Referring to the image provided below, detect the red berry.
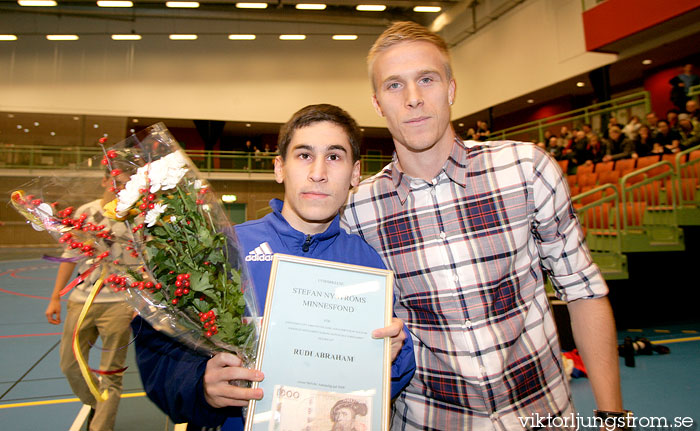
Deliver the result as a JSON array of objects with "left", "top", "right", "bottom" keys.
[
  {"left": 99, "top": 137, "right": 109, "bottom": 144},
  {"left": 139, "top": 203, "right": 147, "bottom": 210},
  {"left": 183, "top": 288, "right": 190, "bottom": 295},
  {"left": 183, "top": 274, "right": 190, "bottom": 280},
  {"left": 31, "top": 199, "right": 42, "bottom": 206},
  {"left": 101, "top": 158, "right": 109, "bottom": 165},
  {"left": 175, "top": 280, "right": 182, "bottom": 288},
  {"left": 106, "top": 149, "right": 116, "bottom": 158},
  {"left": 145, "top": 281, "right": 154, "bottom": 289},
  {"left": 206, "top": 331, "right": 213, "bottom": 337},
  {"left": 110, "top": 169, "right": 121, "bottom": 176},
  {"left": 147, "top": 194, "right": 156, "bottom": 201},
  {"left": 172, "top": 298, "right": 178, "bottom": 305},
  {"left": 155, "top": 283, "right": 162, "bottom": 290}
]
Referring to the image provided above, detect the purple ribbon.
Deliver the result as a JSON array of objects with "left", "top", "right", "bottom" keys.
[{"left": 42, "top": 255, "right": 83, "bottom": 263}]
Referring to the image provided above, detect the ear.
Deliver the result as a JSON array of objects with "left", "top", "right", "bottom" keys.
[
  {"left": 448, "top": 79, "right": 456, "bottom": 106},
  {"left": 371, "top": 94, "right": 384, "bottom": 117},
  {"left": 273, "top": 155, "right": 285, "bottom": 184},
  {"left": 350, "top": 160, "right": 361, "bottom": 188}
]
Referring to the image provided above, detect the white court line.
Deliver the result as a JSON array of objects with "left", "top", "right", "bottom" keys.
[{"left": 69, "top": 404, "right": 92, "bottom": 431}]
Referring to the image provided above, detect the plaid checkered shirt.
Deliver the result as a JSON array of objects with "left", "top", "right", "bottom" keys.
[{"left": 341, "top": 139, "right": 608, "bottom": 430}]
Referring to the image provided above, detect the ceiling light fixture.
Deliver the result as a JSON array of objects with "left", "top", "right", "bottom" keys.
[
  {"left": 279, "top": 34, "right": 306, "bottom": 40},
  {"left": 166, "top": 1, "right": 200, "bottom": 7},
  {"left": 576, "top": 81, "right": 585, "bottom": 87},
  {"left": 332, "top": 34, "right": 358, "bottom": 41},
  {"left": 0, "top": 35, "right": 18, "bottom": 41},
  {"left": 642, "top": 59, "right": 652, "bottom": 65},
  {"left": 527, "top": 99, "right": 534, "bottom": 104},
  {"left": 356, "top": 5, "right": 386, "bottom": 11},
  {"left": 18, "top": 0, "right": 57, "bottom": 6},
  {"left": 236, "top": 2, "right": 268, "bottom": 8},
  {"left": 97, "top": 1, "right": 133, "bottom": 7},
  {"left": 228, "top": 34, "right": 256, "bottom": 40},
  {"left": 46, "top": 35, "right": 79, "bottom": 41},
  {"left": 169, "top": 34, "right": 198, "bottom": 40},
  {"left": 112, "top": 34, "right": 142, "bottom": 40},
  {"left": 413, "top": 6, "right": 441, "bottom": 12},
  {"left": 296, "top": 3, "right": 326, "bottom": 10}
]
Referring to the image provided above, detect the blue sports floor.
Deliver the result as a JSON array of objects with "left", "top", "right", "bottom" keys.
[{"left": 0, "top": 250, "right": 698, "bottom": 430}]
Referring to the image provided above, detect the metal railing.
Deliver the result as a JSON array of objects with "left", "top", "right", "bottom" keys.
[
  {"left": 0, "top": 145, "right": 394, "bottom": 177},
  {"left": 688, "top": 83, "right": 700, "bottom": 97},
  {"left": 488, "top": 91, "right": 651, "bottom": 143}
]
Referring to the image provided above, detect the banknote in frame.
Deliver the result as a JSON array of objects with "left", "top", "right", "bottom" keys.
[{"left": 244, "top": 253, "right": 393, "bottom": 431}]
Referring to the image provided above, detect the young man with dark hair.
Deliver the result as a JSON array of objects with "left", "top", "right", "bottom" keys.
[
  {"left": 342, "top": 21, "right": 627, "bottom": 429},
  {"left": 132, "top": 104, "right": 415, "bottom": 431}
]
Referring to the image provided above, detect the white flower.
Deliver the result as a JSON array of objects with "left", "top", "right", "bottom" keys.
[
  {"left": 193, "top": 179, "right": 204, "bottom": 190},
  {"left": 116, "top": 171, "right": 147, "bottom": 216},
  {"left": 145, "top": 203, "right": 168, "bottom": 227},
  {"left": 146, "top": 152, "right": 188, "bottom": 193}
]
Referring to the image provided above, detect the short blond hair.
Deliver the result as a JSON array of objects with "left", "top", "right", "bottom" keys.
[{"left": 367, "top": 21, "right": 453, "bottom": 92}]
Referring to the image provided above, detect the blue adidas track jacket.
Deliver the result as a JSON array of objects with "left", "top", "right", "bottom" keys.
[{"left": 131, "top": 199, "right": 415, "bottom": 431}]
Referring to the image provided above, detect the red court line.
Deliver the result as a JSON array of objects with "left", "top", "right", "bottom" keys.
[
  {"left": 0, "top": 332, "right": 61, "bottom": 339},
  {"left": 0, "top": 286, "right": 51, "bottom": 300}
]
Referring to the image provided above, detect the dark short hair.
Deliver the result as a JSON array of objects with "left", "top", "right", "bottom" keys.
[{"left": 277, "top": 104, "right": 362, "bottom": 162}]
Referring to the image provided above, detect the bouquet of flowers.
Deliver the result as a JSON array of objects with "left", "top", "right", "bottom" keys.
[{"left": 10, "top": 123, "right": 259, "bottom": 396}]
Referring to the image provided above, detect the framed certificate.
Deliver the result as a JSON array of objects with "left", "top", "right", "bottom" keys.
[{"left": 245, "top": 253, "right": 394, "bottom": 431}]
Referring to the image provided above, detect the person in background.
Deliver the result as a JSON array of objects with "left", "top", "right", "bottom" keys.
[
  {"left": 46, "top": 172, "right": 134, "bottom": 431},
  {"left": 645, "top": 111, "right": 660, "bottom": 134},
  {"left": 677, "top": 64, "right": 700, "bottom": 96},
  {"left": 678, "top": 113, "right": 700, "bottom": 150},
  {"left": 622, "top": 115, "right": 642, "bottom": 141},
  {"left": 633, "top": 125, "right": 654, "bottom": 158},
  {"left": 654, "top": 120, "right": 682, "bottom": 154},
  {"left": 603, "top": 126, "right": 635, "bottom": 162}
]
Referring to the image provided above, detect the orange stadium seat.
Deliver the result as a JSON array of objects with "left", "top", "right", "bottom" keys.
[
  {"left": 615, "top": 158, "right": 636, "bottom": 173},
  {"left": 598, "top": 170, "right": 620, "bottom": 185},
  {"left": 594, "top": 161, "right": 614, "bottom": 174},
  {"left": 578, "top": 172, "right": 598, "bottom": 187},
  {"left": 636, "top": 155, "right": 660, "bottom": 171}
]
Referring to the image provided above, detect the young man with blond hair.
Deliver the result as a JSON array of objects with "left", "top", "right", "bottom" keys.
[{"left": 343, "top": 21, "right": 627, "bottom": 429}]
